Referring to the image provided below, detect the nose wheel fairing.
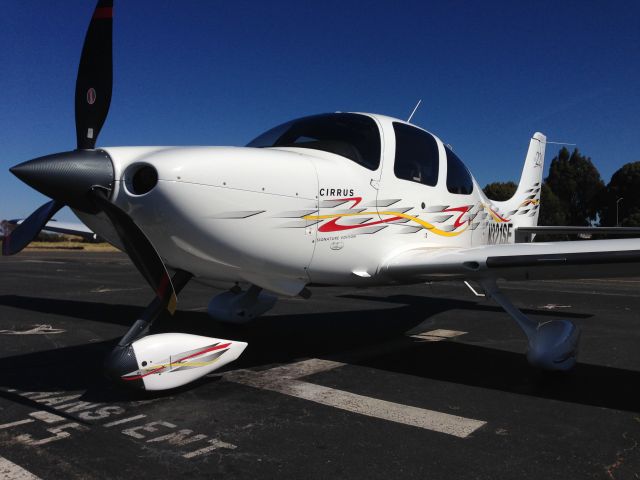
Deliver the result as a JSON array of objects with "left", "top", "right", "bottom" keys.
[
  {"left": 116, "top": 333, "right": 247, "bottom": 391},
  {"left": 105, "top": 270, "right": 248, "bottom": 391}
]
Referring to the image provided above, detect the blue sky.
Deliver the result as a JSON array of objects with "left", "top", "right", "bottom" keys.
[{"left": 1, "top": 0, "right": 639, "bottom": 222}]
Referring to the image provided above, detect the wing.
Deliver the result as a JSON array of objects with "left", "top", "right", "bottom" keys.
[
  {"left": 42, "top": 221, "right": 97, "bottom": 240},
  {"left": 381, "top": 238, "right": 640, "bottom": 282},
  {"left": 11, "top": 219, "right": 97, "bottom": 241}
]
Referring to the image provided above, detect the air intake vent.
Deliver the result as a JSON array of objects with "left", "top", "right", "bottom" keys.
[{"left": 125, "top": 164, "right": 158, "bottom": 196}]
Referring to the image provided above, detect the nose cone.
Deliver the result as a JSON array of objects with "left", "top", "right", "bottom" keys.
[{"left": 10, "top": 149, "right": 114, "bottom": 210}]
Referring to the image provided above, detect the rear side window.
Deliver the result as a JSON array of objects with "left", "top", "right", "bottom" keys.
[
  {"left": 445, "top": 146, "right": 473, "bottom": 195},
  {"left": 393, "top": 123, "right": 439, "bottom": 186}
]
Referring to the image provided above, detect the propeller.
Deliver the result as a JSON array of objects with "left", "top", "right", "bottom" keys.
[
  {"left": 2, "top": 0, "right": 176, "bottom": 313},
  {"left": 2, "top": 200, "right": 64, "bottom": 256},
  {"left": 76, "top": 0, "right": 113, "bottom": 150}
]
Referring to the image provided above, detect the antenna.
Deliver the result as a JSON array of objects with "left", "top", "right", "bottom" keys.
[
  {"left": 544, "top": 141, "right": 577, "bottom": 146},
  {"left": 407, "top": 99, "right": 422, "bottom": 123}
]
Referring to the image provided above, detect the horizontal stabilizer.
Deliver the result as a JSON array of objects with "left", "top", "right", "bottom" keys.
[{"left": 515, "top": 226, "right": 640, "bottom": 242}]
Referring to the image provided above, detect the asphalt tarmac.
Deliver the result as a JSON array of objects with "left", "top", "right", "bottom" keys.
[{"left": 1, "top": 251, "right": 639, "bottom": 479}]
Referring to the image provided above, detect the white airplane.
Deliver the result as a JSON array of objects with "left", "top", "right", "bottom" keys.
[{"left": 4, "top": 0, "right": 640, "bottom": 391}]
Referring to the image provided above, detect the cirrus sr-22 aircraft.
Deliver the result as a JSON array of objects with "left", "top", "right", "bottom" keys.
[{"left": 4, "top": 1, "right": 640, "bottom": 391}]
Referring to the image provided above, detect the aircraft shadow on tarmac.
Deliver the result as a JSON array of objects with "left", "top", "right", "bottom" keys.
[{"left": 0, "top": 294, "right": 638, "bottom": 414}]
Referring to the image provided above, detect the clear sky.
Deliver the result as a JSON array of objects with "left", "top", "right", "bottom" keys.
[{"left": 1, "top": 0, "right": 639, "bottom": 222}]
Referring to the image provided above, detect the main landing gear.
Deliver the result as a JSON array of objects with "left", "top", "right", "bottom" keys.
[{"left": 479, "top": 278, "right": 580, "bottom": 371}]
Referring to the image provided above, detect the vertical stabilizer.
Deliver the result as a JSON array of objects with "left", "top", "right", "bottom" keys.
[{"left": 492, "top": 132, "right": 546, "bottom": 227}]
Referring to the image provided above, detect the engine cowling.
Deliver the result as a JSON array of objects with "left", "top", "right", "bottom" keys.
[{"left": 105, "top": 333, "right": 247, "bottom": 390}]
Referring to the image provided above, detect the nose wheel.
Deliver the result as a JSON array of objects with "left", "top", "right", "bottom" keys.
[{"left": 105, "top": 270, "right": 247, "bottom": 391}]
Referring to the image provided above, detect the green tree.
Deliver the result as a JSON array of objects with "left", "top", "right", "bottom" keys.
[
  {"left": 538, "top": 182, "right": 569, "bottom": 226},
  {"left": 483, "top": 181, "right": 517, "bottom": 201},
  {"left": 599, "top": 161, "right": 640, "bottom": 226},
  {"left": 545, "top": 147, "right": 604, "bottom": 225}
]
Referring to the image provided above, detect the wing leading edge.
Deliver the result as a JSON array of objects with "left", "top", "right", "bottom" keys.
[{"left": 381, "top": 238, "right": 640, "bottom": 283}]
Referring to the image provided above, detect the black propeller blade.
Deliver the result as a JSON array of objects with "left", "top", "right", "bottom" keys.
[
  {"left": 75, "top": 0, "right": 113, "bottom": 150},
  {"left": 4, "top": 1, "right": 179, "bottom": 314},
  {"left": 1, "top": 200, "right": 64, "bottom": 255},
  {"left": 90, "top": 189, "right": 177, "bottom": 313}
]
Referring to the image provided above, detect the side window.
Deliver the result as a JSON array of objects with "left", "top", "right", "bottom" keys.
[
  {"left": 393, "top": 123, "right": 439, "bottom": 186},
  {"left": 445, "top": 146, "right": 473, "bottom": 195}
]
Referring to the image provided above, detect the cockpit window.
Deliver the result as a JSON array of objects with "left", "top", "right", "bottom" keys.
[
  {"left": 246, "top": 113, "right": 381, "bottom": 170},
  {"left": 393, "top": 122, "right": 439, "bottom": 186},
  {"left": 445, "top": 146, "right": 474, "bottom": 195}
]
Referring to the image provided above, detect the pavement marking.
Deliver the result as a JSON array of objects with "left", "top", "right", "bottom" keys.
[
  {"left": 90, "top": 287, "right": 143, "bottom": 293},
  {"left": 0, "top": 325, "right": 66, "bottom": 335},
  {"left": 122, "top": 421, "right": 176, "bottom": 439},
  {"left": 229, "top": 369, "right": 484, "bottom": 438},
  {"left": 538, "top": 304, "right": 572, "bottom": 310},
  {"left": 502, "top": 282, "right": 640, "bottom": 298},
  {"left": 0, "top": 419, "right": 34, "bottom": 430},
  {"left": 182, "top": 439, "right": 237, "bottom": 459},
  {"left": 20, "top": 260, "right": 67, "bottom": 265},
  {"left": 409, "top": 329, "right": 466, "bottom": 342},
  {"left": 147, "top": 429, "right": 207, "bottom": 446},
  {"left": 0, "top": 456, "right": 40, "bottom": 480},
  {"left": 225, "top": 330, "right": 486, "bottom": 438},
  {"left": 29, "top": 411, "right": 65, "bottom": 424},
  {"left": 1, "top": 389, "right": 237, "bottom": 459},
  {"left": 103, "top": 414, "right": 147, "bottom": 427}
]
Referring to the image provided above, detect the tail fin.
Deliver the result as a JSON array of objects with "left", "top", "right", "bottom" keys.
[{"left": 492, "top": 132, "right": 546, "bottom": 227}]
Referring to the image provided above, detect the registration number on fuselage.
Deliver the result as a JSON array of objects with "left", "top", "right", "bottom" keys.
[{"left": 487, "top": 222, "right": 513, "bottom": 244}]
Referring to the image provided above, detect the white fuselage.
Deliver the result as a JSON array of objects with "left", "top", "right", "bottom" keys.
[{"left": 74, "top": 114, "right": 528, "bottom": 296}]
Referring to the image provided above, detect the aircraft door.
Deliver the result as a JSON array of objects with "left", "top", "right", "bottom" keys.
[
  {"left": 375, "top": 121, "right": 473, "bottom": 247},
  {"left": 306, "top": 117, "right": 385, "bottom": 284}
]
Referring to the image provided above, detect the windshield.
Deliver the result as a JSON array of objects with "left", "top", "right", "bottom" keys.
[{"left": 247, "top": 113, "right": 381, "bottom": 170}]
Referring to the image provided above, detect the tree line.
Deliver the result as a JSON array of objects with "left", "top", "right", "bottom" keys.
[{"left": 483, "top": 147, "right": 640, "bottom": 227}]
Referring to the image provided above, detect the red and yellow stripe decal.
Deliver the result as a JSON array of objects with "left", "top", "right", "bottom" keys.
[
  {"left": 304, "top": 210, "right": 469, "bottom": 237},
  {"left": 303, "top": 198, "right": 511, "bottom": 237}
]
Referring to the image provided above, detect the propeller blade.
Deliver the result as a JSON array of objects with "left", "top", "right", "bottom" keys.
[
  {"left": 89, "top": 189, "right": 177, "bottom": 314},
  {"left": 75, "top": 0, "right": 113, "bottom": 150},
  {"left": 2, "top": 200, "right": 65, "bottom": 256}
]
